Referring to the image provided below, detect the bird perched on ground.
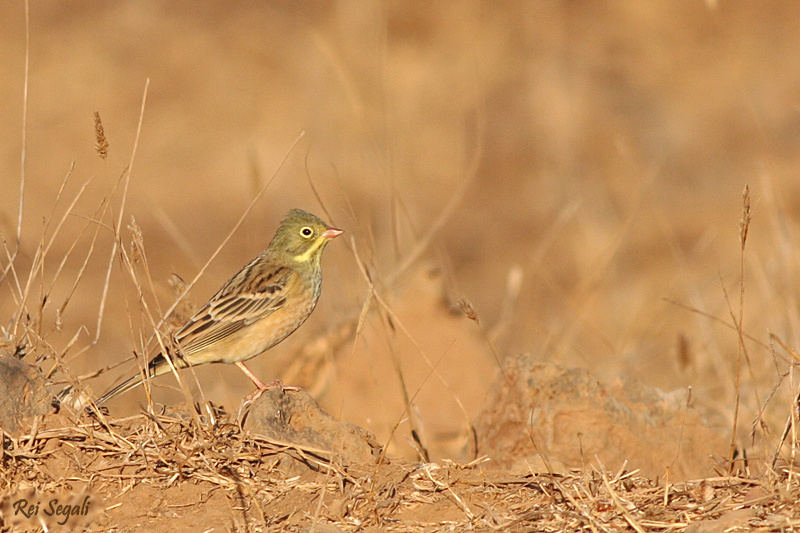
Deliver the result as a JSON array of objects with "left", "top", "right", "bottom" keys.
[{"left": 94, "top": 208, "right": 343, "bottom": 406}]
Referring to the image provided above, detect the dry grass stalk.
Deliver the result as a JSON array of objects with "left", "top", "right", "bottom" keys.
[
  {"left": 729, "top": 184, "right": 752, "bottom": 473},
  {"left": 13, "top": 0, "right": 31, "bottom": 257},
  {"left": 349, "top": 235, "right": 476, "bottom": 463},
  {"left": 457, "top": 295, "right": 513, "bottom": 388}
]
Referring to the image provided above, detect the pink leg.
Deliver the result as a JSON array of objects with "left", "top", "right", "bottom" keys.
[
  {"left": 235, "top": 362, "right": 270, "bottom": 389},
  {"left": 235, "top": 362, "right": 298, "bottom": 405}
]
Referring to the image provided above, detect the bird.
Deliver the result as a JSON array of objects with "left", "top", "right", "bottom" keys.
[{"left": 93, "top": 208, "right": 343, "bottom": 407}]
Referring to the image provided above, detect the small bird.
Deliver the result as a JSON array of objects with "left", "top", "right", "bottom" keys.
[{"left": 94, "top": 208, "right": 343, "bottom": 406}]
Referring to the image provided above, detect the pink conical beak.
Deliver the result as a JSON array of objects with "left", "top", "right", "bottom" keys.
[{"left": 322, "top": 228, "right": 344, "bottom": 239}]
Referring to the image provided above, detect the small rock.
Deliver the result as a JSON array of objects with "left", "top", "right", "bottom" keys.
[
  {"left": 0, "top": 348, "right": 52, "bottom": 433},
  {"left": 243, "top": 387, "right": 382, "bottom": 474},
  {"left": 475, "top": 355, "right": 727, "bottom": 480}
]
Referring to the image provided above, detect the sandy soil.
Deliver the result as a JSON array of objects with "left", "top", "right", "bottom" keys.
[{"left": 2, "top": 2, "right": 800, "bottom": 531}]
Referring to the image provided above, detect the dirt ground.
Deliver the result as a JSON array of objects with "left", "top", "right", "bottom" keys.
[{"left": 2, "top": 1, "right": 800, "bottom": 531}]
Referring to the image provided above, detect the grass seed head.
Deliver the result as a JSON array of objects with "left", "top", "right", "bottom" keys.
[{"left": 93, "top": 111, "right": 109, "bottom": 160}]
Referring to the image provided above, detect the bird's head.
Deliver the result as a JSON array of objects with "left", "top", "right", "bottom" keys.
[{"left": 269, "top": 208, "right": 343, "bottom": 268}]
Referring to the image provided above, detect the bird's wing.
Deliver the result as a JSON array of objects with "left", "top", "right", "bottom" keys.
[{"left": 173, "top": 265, "right": 293, "bottom": 355}]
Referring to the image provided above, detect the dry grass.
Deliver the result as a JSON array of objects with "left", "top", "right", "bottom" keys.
[{"left": 2, "top": 409, "right": 800, "bottom": 531}]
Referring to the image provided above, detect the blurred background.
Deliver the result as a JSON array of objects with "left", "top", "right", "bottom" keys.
[{"left": 2, "top": 1, "right": 800, "bottom": 464}]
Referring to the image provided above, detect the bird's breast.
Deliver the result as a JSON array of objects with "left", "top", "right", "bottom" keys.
[{"left": 215, "top": 277, "right": 320, "bottom": 364}]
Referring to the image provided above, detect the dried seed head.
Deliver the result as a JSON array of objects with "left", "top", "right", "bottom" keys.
[
  {"left": 94, "top": 111, "right": 109, "bottom": 160},
  {"left": 128, "top": 216, "right": 144, "bottom": 263},
  {"left": 167, "top": 274, "right": 193, "bottom": 327},
  {"left": 740, "top": 183, "right": 751, "bottom": 247},
  {"left": 456, "top": 297, "right": 479, "bottom": 323}
]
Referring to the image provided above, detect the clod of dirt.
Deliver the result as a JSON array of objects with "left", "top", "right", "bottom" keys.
[
  {"left": 0, "top": 347, "right": 52, "bottom": 433},
  {"left": 476, "top": 355, "right": 728, "bottom": 480},
  {"left": 243, "top": 387, "right": 382, "bottom": 474}
]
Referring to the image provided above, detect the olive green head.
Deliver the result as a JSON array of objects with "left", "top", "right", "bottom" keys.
[{"left": 268, "top": 209, "right": 343, "bottom": 269}]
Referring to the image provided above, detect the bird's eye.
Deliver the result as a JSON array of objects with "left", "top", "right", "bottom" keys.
[{"left": 300, "top": 226, "right": 313, "bottom": 238}]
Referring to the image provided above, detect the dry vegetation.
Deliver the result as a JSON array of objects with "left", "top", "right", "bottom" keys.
[{"left": 2, "top": 1, "right": 800, "bottom": 531}]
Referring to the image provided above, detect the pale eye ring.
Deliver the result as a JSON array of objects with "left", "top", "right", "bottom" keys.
[{"left": 300, "top": 226, "right": 314, "bottom": 238}]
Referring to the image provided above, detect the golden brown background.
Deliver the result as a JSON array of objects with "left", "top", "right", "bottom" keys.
[{"left": 2, "top": 1, "right": 800, "bottom": 465}]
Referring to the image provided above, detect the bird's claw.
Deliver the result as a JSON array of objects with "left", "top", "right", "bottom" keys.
[{"left": 237, "top": 379, "right": 299, "bottom": 420}]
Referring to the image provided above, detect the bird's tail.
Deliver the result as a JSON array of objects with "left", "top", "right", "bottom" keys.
[
  {"left": 55, "top": 353, "right": 179, "bottom": 410},
  {"left": 95, "top": 373, "right": 147, "bottom": 405},
  {"left": 54, "top": 371, "right": 146, "bottom": 412},
  {"left": 96, "top": 352, "right": 174, "bottom": 405}
]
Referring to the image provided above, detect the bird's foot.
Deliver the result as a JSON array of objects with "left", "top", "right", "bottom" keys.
[
  {"left": 237, "top": 379, "right": 299, "bottom": 420},
  {"left": 245, "top": 378, "right": 297, "bottom": 403}
]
